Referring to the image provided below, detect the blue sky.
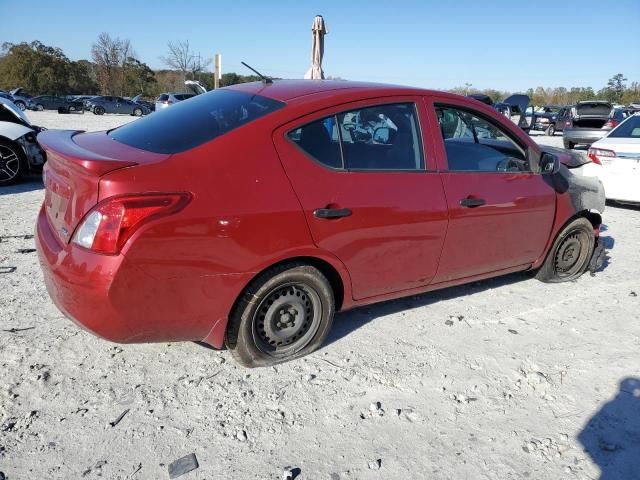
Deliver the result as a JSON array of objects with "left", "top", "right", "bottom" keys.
[{"left": 1, "top": 0, "right": 638, "bottom": 91}]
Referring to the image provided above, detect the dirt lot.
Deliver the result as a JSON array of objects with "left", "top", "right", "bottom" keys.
[{"left": 1, "top": 112, "right": 639, "bottom": 480}]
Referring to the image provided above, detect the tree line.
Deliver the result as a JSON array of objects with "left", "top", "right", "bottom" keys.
[{"left": 1, "top": 36, "right": 638, "bottom": 106}]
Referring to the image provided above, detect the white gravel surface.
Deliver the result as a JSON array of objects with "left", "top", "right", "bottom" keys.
[{"left": 1, "top": 112, "right": 639, "bottom": 480}]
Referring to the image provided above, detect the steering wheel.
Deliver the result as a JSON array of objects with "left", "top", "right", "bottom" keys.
[{"left": 496, "top": 157, "right": 520, "bottom": 172}]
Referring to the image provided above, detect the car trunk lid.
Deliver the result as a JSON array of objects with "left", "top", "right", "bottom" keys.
[{"left": 38, "top": 130, "right": 169, "bottom": 244}]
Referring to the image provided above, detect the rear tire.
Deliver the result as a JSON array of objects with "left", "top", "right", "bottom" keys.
[
  {"left": 0, "top": 139, "right": 27, "bottom": 186},
  {"left": 546, "top": 125, "right": 555, "bottom": 136},
  {"left": 535, "top": 217, "right": 595, "bottom": 283},
  {"left": 36, "top": 104, "right": 44, "bottom": 111},
  {"left": 226, "top": 263, "right": 335, "bottom": 368}
]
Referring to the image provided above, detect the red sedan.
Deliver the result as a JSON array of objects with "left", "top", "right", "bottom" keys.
[{"left": 35, "top": 80, "right": 605, "bottom": 367}]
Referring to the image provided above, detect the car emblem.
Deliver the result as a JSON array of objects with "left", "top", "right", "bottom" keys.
[{"left": 60, "top": 227, "right": 69, "bottom": 238}]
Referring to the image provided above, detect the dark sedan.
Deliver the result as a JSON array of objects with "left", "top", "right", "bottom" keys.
[
  {"left": 87, "top": 96, "right": 150, "bottom": 116},
  {"left": 29, "top": 95, "right": 85, "bottom": 113}
]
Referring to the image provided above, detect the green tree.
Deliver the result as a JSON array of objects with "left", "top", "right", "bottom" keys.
[{"left": 605, "top": 73, "right": 627, "bottom": 103}]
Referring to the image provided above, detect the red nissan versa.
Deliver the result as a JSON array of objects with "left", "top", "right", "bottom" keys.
[{"left": 35, "top": 80, "right": 606, "bottom": 367}]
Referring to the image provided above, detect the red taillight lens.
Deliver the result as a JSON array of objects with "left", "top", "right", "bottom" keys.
[
  {"left": 604, "top": 119, "right": 618, "bottom": 129},
  {"left": 72, "top": 193, "right": 191, "bottom": 254},
  {"left": 587, "top": 148, "right": 615, "bottom": 166},
  {"left": 565, "top": 120, "right": 572, "bottom": 128}
]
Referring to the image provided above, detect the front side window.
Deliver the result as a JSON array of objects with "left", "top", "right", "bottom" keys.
[
  {"left": 288, "top": 103, "right": 424, "bottom": 171},
  {"left": 436, "top": 106, "right": 529, "bottom": 172}
]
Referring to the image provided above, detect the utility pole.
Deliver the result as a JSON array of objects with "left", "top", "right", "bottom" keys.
[{"left": 214, "top": 53, "right": 222, "bottom": 89}]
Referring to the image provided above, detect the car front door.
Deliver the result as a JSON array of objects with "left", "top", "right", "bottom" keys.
[
  {"left": 425, "top": 96, "right": 556, "bottom": 283},
  {"left": 273, "top": 98, "right": 449, "bottom": 300}
]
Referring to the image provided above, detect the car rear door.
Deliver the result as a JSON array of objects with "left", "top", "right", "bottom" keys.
[
  {"left": 424, "top": 95, "right": 556, "bottom": 283},
  {"left": 273, "top": 97, "right": 449, "bottom": 300}
]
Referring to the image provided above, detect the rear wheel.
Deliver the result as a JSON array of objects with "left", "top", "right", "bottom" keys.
[
  {"left": 36, "top": 104, "right": 44, "bottom": 111},
  {"left": 0, "top": 139, "right": 27, "bottom": 186},
  {"left": 546, "top": 125, "right": 555, "bottom": 136},
  {"left": 94, "top": 106, "right": 105, "bottom": 115},
  {"left": 535, "top": 217, "right": 595, "bottom": 283},
  {"left": 133, "top": 107, "right": 143, "bottom": 117},
  {"left": 226, "top": 263, "right": 335, "bottom": 367}
]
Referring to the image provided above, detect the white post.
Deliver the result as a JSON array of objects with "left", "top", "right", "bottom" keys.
[{"left": 214, "top": 54, "right": 222, "bottom": 89}]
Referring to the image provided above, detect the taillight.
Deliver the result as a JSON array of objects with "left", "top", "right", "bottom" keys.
[
  {"left": 72, "top": 193, "right": 191, "bottom": 254},
  {"left": 604, "top": 119, "right": 618, "bottom": 129},
  {"left": 564, "top": 120, "right": 572, "bottom": 128},
  {"left": 587, "top": 148, "right": 615, "bottom": 166}
]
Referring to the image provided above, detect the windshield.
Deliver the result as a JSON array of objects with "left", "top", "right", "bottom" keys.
[
  {"left": 110, "top": 89, "right": 284, "bottom": 154},
  {"left": 608, "top": 115, "right": 640, "bottom": 138}
]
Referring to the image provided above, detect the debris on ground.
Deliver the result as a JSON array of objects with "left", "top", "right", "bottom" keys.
[
  {"left": 282, "top": 466, "right": 301, "bottom": 480},
  {"left": 109, "top": 409, "right": 130, "bottom": 428},
  {"left": 168, "top": 453, "right": 199, "bottom": 479},
  {"left": 368, "top": 459, "right": 382, "bottom": 470}
]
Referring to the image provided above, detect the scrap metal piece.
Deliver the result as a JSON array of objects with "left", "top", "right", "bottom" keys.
[
  {"left": 168, "top": 454, "right": 199, "bottom": 479},
  {"left": 109, "top": 409, "right": 130, "bottom": 428}
]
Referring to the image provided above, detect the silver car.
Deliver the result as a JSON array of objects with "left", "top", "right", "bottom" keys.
[{"left": 155, "top": 80, "right": 207, "bottom": 110}]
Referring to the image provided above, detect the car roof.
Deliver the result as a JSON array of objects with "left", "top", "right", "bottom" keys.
[{"left": 225, "top": 79, "right": 437, "bottom": 102}]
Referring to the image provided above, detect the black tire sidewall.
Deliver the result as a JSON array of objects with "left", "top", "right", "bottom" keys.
[
  {"left": 226, "top": 264, "right": 335, "bottom": 367},
  {"left": 546, "top": 125, "right": 555, "bottom": 136},
  {"left": 95, "top": 107, "right": 104, "bottom": 115},
  {"left": 536, "top": 217, "right": 595, "bottom": 283}
]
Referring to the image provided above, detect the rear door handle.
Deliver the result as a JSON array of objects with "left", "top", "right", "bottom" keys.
[
  {"left": 313, "top": 208, "right": 352, "bottom": 219},
  {"left": 459, "top": 197, "right": 486, "bottom": 208}
]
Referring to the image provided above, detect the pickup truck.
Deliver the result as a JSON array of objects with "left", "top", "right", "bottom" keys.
[{"left": 563, "top": 101, "right": 613, "bottom": 149}]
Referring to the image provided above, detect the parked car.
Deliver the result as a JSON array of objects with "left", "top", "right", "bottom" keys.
[
  {"left": 29, "top": 95, "right": 85, "bottom": 113},
  {"left": 35, "top": 80, "right": 605, "bottom": 367},
  {"left": 155, "top": 92, "right": 196, "bottom": 110},
  {"left": 132, "top": 94, "right": 155, "bottom": 113},
  {"left": 493, "top": 94, "right": 534, "bottom": 132},
  {"left": 9, "top": 88, "right": 33, "bottom": 111},
  {"left": 581, "top": 113, "right": 640, "bottom": 203},
  {"left": 0, "top": 97, "right": 46, "bottom": 186},
  {"left": 563, "top": 101, "right": 614, "bottom": 149},
  {"left": 87, "top": 96, "right": 150, "bottom": 116},
  {"left": 531, "top": 105, "right": 564, "bottom": 135}
]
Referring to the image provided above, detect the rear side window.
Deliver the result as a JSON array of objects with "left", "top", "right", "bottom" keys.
[
  {"left": 110, "top": 90, "right": 284, "bottom": 154},
  {"left": 608, "top": 116, "right": 640, "bottom": 138},
  {"left": 288, "top": 103, "right": 424, "bottom": 171},
  {"left": 436, "top": 106, "right": 529, "bottom": 172}
]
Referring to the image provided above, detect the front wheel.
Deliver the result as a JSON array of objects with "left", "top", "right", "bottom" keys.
[
  {"left": 0, "top": 139, "right": 27, "bottom": 186},
  {"left": 94, "top": 106, "right": 105, "bottom": 115},
  {"left": 133, "top": 107, "right": 143, "bottom": 116},
  {"left": 545, "top": 125, "right": 555, "bottom": 136},
  {"left": 535, "top": 217, "right": 595, "bottom": 283},
  {"left": 36, "top": 104, "right": 44, "bottom": 111},
  {"left": 226, "top": 263, "right": 335, "bottom": 367},
  {"left": 14, "top": 101, "right": 26, "bottom": 111}
]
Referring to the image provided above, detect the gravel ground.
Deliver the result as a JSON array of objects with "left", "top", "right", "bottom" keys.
[{"left": 1, "top": 112, "right": 639, "bottom": 480}]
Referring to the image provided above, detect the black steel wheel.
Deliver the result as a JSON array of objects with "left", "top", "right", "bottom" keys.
[
  {"left": 535, "top": 217, "right": 595, "bottom": 283},
  {"left": 0, "top": 140, "right": 26, "bottom": 186},
  {"left": 226, "top": 263, "right": 335, "bottom": 367}
]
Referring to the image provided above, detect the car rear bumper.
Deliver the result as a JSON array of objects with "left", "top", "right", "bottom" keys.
[
  {"left": 576, "top": 162, "right": 640, "bottom": 203},
  {"left": 35, "top": 205, "right": 245, "bottom": 347},
  {"left": 563, "top": 128, "right": 608, "bottom": 145}
]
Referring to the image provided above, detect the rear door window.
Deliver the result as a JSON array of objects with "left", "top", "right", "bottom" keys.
[
  {"left": 436, "top": 106, "right": 529, "bottom": 172},
  {"left": 288, "top": 103, "right": 424, "bottom": 171},
  {"left": 110, "top": 89, "right": 284, "bottom": 154}
]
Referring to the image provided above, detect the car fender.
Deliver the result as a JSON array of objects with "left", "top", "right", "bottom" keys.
[{"left": 0, "top": 121, "right": 34, "bottom": 141}]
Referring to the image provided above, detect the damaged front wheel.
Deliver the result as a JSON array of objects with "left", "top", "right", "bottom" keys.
[{"left": 535, "top": 217, "right": 595, "bottom": 283}]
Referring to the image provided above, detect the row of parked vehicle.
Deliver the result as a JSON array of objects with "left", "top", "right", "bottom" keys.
[{"left": 0, "top": 81, "right": 207, "bottom": 118}]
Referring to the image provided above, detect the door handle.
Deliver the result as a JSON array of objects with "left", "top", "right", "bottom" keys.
[
  {"left": 459, "top": 197, "right": 486, "bottom": 208},
  {"left": 313, "top": 207, "right": 352, "bottom": 219}
]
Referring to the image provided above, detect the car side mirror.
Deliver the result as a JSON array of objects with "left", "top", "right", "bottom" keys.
[{"left": 540, "top": 152, "right": 560, "bottom": 175}]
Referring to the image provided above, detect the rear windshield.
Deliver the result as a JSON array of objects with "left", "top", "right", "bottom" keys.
[
  {"left": 110, "top": 89, "right": 284, "bottom": 154},
  {"left": 608, "top": 116, "right": 640, "bottom": 138},
  {"left": 174, "top": 93, "right": 195, "bottom": 101}
]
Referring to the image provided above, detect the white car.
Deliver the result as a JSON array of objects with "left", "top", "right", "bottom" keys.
[{"left": 581, "top": 113, "right": 640, "bottom": 203}]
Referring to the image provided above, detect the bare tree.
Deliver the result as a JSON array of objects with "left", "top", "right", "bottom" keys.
[
  {"left": 91, "top": 33, "right": 135, "bottom": 95},
  {"left": 161, "top": 40, "right": 193, "bottom": 83}
]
